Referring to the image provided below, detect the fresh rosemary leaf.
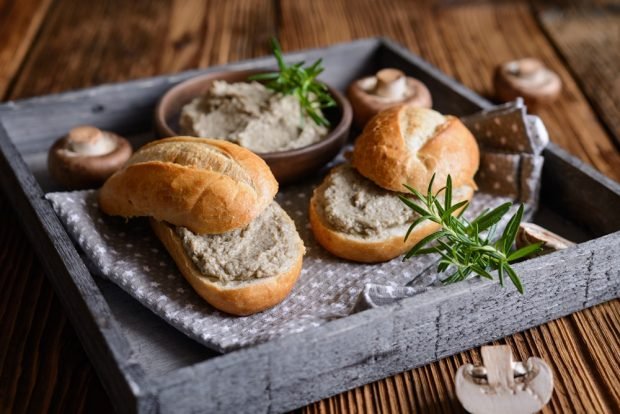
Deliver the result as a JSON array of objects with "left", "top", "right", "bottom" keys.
[
  {"left": 398, "top": 194, "right": 429, "bottom": 216},
  {"left": 248, "top": 38, "right": 336, "bottom": 127},
  {"left": 498, "top": 264, "right": 505, "bottom": 286},
  {"left": 507, "top": 242, "right": 543, "bottom": 262},
  {"left": 470, "top": 202, "right": 511, "bottom": 233},
  {"left": 504, "top": 264, "right": 524, "bottom": 294},
  {"left": 444, "top": 175, "right": 452, "bottom": 210},
  {"left": 400, "top": 174, "right": 542, "bottom": 293},
  {"left": 404, "top": 230, "right": 448, "bottom": 259},
  {"left": 501, "top": 204, "right": 524, "bottom": 253}
]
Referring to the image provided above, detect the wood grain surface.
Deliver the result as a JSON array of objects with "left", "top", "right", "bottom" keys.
[
  {"left": 537, "top": 2, "right": 620, "bottom": 146},
  {"left": 0, "top": 0, "right": 618, "bottom": 413}
]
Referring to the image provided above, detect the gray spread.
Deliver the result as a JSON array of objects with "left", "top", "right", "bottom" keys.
[
  {"left": 314, "top": 164, "right": 418, "bottom": 238},
  {"left": 176, "top": 202, "right": 301, "bottom": 282},
  {"left": 180, "top": 81, "right": 328, "bottom": 153}
]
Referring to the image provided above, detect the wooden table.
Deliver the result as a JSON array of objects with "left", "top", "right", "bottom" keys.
[{"left": 1, "top": 0, "right": 618, "bottom": 412}]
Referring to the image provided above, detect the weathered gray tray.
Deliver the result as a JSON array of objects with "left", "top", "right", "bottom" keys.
[{"left": 0, "top": 38, "right": 618, "bottom": 413}]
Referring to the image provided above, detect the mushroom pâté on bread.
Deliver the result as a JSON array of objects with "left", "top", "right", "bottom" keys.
[
  {"left": 310, "top": 106, "right": 480, "bottom": 263},
  {"left": 99, "top": 137, "right": 305, "bottom": 315}
]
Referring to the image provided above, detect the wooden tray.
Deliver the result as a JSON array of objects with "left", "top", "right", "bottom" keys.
[{"left": 0, "top": 38, "right": 618, "bottom": 413}]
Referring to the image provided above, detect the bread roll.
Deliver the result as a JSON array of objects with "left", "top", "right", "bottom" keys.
[
  {"left": 309, "top": 165, "right": 473, "bottom": 263},
  {"left": 151, "top": 202, "right": 305, "bottom": 315},
  {"left": 99, "top": 137, "right": 278, "bottom": 234},
  {"left": 352, "top": 105, "right": 479, "bottom": 193}
]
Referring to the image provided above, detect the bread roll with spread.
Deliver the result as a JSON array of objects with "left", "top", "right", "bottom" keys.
[
  {"left": 99, "top": 137, "right": 304, "bottom": 315},
  {"left": 352, "top": 105, "right": 479, "bottom": 193},
  {"left": 310, "top": 105, "right": 479, "bottom": 263},
  {"left": 151, "top": 202, "right": 304, "bottom": 315},
  {"left": 99, "top": 137, "right": 278, "bottom": 234},
  {"left": 309, "top": 164, "right": 473, "bottom": 263}
]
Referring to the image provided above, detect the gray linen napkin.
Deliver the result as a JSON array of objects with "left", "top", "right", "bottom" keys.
[
  {"left": 46, "top": 189, "right": 511, "bottom": 353},
  {"left": 45, "top": 101, "right": 545, "bottom": 352}
]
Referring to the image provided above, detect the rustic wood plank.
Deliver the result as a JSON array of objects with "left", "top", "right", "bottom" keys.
[
  {"left": 0, "top": 194, "right": 113, "bottom": 414},
  {"left": 9, "top": 0, "right": 174, "bottom": 99},
  {"left": 278, "top": 0, "right": 620, "bottom": 181},
  {"left": 537, "top": 4, "right": 620, "bottom": 146},
  {"left": 0, "top": 0, "right": 52, "bottom": 98},
  {"left": 0, "top": 0, "right": 618, "bottom": 413},
  {"left": 275, "top": 1, "right": 620, "bottom": 413},
  {"left": 0, "top": 0, "right": 274, "bottom": 412},
  {"left": 9, "top": 0, "right": 276, "bottom": 100}
]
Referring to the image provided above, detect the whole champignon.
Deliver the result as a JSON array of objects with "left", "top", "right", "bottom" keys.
[
  {"left": 494, "top": 58, "right": 562, "bottom": 107},
  {"left": 347, "top": 68, "right": 432, "bottom": 129},
  {"left": 48, "top": 126, "right": 133, "bottom": 189}
]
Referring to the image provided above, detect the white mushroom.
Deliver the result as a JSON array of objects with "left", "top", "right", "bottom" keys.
[
  {"left": 494, "top": 58, "right": 562, "bottom": 107},
  {"left": 456, "top": 345, "right": 554, "bottom": 414},
  {"left": 48, "top": 126, "right": 133, "bottom": 189},
  {"left": 347, "top": 68, "right": 432, "bottom": 128}
]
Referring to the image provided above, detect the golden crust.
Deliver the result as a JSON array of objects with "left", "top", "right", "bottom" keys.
[
  {"left": 351, "top": 105, "right": 480, "bottom": 193},
  {"left": 309, "top": 184, "right": 474, "bottom": 263},
  {"left": 150, "top": 218, "right": 304, "bottom": 316},
  {"left": 99, "top": 137, "right": 278, "bottom": 234}
]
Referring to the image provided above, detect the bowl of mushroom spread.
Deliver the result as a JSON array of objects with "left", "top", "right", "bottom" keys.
[{"left": 156, "top": 40, "right": 352, "bottom": 184}]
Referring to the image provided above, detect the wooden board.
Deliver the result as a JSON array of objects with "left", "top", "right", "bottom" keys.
[
  {"left": 537, "top": 4, "right": 620, "bottom": 146},
  {"left": 1, "top": 1, "right": 619, "bottom": 413},
  {"left": 0, "top": 39, "right": 619, "bottom": 413}
]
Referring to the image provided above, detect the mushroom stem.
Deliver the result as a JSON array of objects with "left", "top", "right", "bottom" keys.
[
  {"left": 374, "top": 69, "right": 407, "bottom": 99},
  {"left": 481, "top": 346, "right": 514, "bottom": 389},
  {"left": 67, "top": 126, "right": 116, "bottom": 156}
]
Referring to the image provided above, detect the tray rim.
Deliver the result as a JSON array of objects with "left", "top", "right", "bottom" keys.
[{"left": 0, "top": 36, "right": 618, "bottom": 413}]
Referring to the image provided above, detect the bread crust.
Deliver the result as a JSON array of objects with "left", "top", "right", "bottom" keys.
[
  {"left": 150, "top": 218, "right": 304, "bottom": 316},
  {"left": 351, "top": 105, "right": 480, "bottom": 193},
  {"left": 99, "top": 137, "right": 278, "bottom": 234},
  {"left": 309, "top": 184, "right": 474, "bottom": 263}
]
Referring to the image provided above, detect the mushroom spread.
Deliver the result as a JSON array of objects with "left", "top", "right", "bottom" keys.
[
  {"left": 180, "top": 81, "right": 328, "bottom": 153},
  {"left": 47, "top": 126, "right": 132, "bottom": 189}
]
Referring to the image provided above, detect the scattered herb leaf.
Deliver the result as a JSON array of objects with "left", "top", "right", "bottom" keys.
[
  {"left": 399, "top": 175, "right": 542, "bottom": 293},
  {"left": 248, "top": 38, "right": 336, "bottom": 127}
]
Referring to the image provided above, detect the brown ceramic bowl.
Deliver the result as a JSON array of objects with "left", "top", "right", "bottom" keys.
[{"left": 155, "top": 69, "right": 352, "bottom": 184}]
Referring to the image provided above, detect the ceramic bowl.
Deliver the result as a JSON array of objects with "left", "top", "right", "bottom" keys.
[{"left": 155, "top": 69, "right": 352, "bottom": 184}]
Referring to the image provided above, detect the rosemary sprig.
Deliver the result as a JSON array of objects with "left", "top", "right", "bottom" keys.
[
  {"left": 399, "top": 175, "right": 542, "bottom": 293},
  {"left": 248, "top": 38, "right": 336, "bottom": 127}
]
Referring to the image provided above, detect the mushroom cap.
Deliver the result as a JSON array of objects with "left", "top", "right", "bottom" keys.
[
  {"left": 494, "top": 58, "right": 562, "bottom": 107},
  {"left": 47, "top": 127, "right": 133, "bottom": 189},
  {"left": 347, "top": 69, "right": 432, "bottom": 129}
]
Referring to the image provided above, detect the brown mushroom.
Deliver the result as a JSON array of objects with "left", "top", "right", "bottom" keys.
[
  {"left": 516, "top": 222, "right": 574, "bottom": 256},
  {"left": 47, "top": 126, "right": 133, "bottom": 189},
  {"left": 347, "top": 68, "right": 432, "bottom": 129},
  {"left": 494, "top": 58, "right": 562, "bottom": 107}
]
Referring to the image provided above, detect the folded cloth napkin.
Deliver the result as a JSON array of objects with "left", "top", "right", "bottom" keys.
[
  {"left": 47, "top": 189, "right": 511, "bottom": 352},
  {"left": 46, "top": 101, "right": 546, "bottom": 352},
  {"left": 353, "top": 100, "right": 547, "bottom": 312}
]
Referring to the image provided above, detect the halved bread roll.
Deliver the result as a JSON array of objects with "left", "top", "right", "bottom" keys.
[
  {"left": 151, "top": 202, "right": 305, "bottom": 315},
  {"left": 99, "top": 137, "right": 278, "bottom": 234},
  {"left": 351, "top": 105, "right": 479, "bottom": 193},
  {"left": 309, "top": 165, "right": 473, "bottom": 263}
]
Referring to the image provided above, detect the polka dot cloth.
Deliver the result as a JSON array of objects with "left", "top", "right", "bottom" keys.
[
  {"left": 462, "top": 99, "right": 547, "bottom": 206},
  {"left": 46, "top": 187, "right": 513, "bottom": 353}
]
